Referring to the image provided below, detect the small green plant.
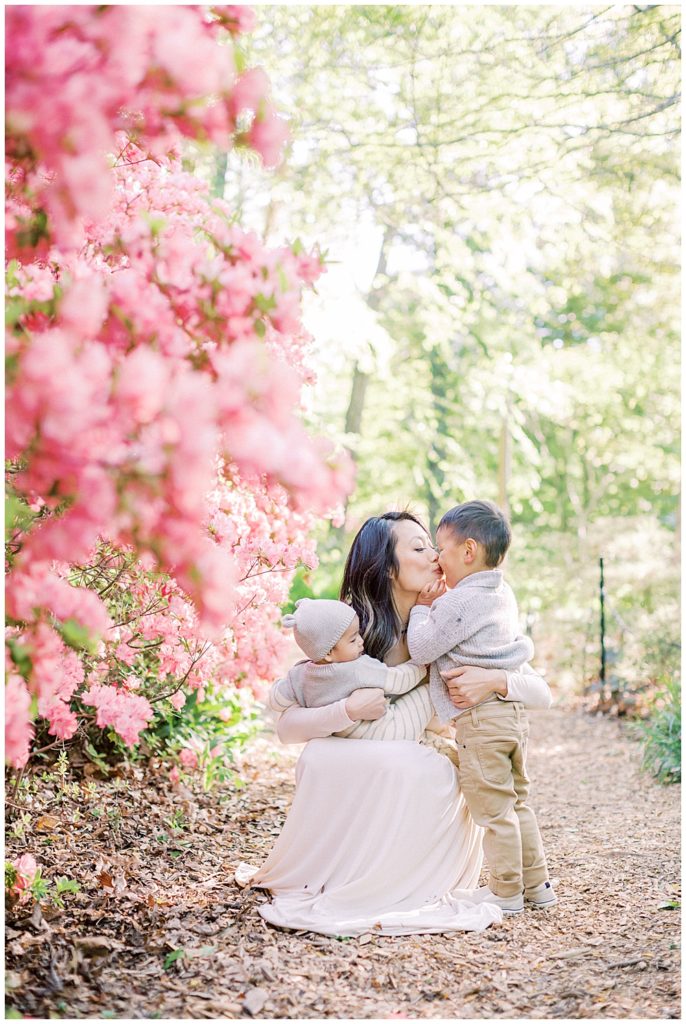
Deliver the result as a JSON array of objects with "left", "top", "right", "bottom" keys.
[
  {"left": 55, "top": 749, "right": 69, "bottom": 786},
  {"left": 632, "top": 677, "right": 681, "bottom": 783},
  {"left": 29, "top": 868, "right": 50, "bottom": 902},
  {"left": 83, "top": 741, "right": 111, "bottom": 776},
  {"left": 5, "top": 862, "right": 18, "bottom": 891},
  {"left": 51, "top": 876, "right": 81, "bottom": 909},
  {"left": 163, "top": 948, "right": 186, "bottom": 970},
  {"left": 107, "top": 807, "right": 122, "bottom": 831},
  {"left": 9, "top": 812, "right": 32, "bottom": 840},
  {"left": 167, "top": 809, "right": 185, "bottom": 832}
]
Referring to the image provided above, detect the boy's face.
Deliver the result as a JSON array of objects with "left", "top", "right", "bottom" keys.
[
  {"left": 436, "top": 527, "right": 487, "bottom": 587},
  {"left": 328, "top": 614, "right": 364, "bottom": 663}
]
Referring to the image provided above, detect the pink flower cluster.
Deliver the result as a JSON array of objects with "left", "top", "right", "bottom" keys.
[
  {"left": 5, "top": 5, "right": 354, "bottom": 767},
  {"left": 6, "top": 5, "right": 288, "bottom": 255},
  {"left": 83, "top": 684, "right": 155, "bottom": 747}
]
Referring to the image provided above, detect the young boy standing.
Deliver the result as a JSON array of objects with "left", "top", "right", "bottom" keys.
[{"left": 407, "top": 500, "right": 556, "bottom": 915}]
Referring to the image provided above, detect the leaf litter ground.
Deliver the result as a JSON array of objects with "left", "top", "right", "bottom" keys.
[{"left": 5, "top": 708, "right": 680, "bottom": 1019}]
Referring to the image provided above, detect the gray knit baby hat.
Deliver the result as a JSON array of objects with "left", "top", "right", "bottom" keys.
[{"left": 282, "top": 598, "right": 356, "bottom": 661}]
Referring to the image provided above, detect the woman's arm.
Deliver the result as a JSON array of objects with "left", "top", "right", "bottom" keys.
[
  {"left": 441, "top": 663, "right": 552, "bottom": 710},
  {"left": 275, "top": 688, "right": 388, "bottom": 745},
  {"left": 501, "top": 663, "right": 552, "bottom": 709},
  {"left": 276, "top": 700, "right": 355, "bottom": 744}
]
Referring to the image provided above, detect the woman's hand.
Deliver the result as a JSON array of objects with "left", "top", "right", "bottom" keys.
[
  {"left": 345, "top": 688, "right": 386, "bottom": 721},
  {"left": 441, "top": 666, "right": 507, "bottom": 709}
]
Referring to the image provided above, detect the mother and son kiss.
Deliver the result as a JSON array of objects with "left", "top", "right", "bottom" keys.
[{"left": 236, "top": 500, "right": 557, "bottom": 935}]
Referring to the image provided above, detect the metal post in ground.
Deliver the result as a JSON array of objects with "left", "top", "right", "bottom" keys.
[{"left": 599, "top": 557, "right": 606, "bottom": 684}]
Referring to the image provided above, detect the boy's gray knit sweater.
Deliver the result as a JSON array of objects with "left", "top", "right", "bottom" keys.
[
  {"left": 278, "top": 655, "right": 425, "bottom": 710},
  {"left": 407, "top": 570, "right": 534, "bottom": 723}
]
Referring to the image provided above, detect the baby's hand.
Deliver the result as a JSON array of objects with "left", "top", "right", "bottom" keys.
[{"left": 415, "top": 579, "right": 446, "bottom": 607}]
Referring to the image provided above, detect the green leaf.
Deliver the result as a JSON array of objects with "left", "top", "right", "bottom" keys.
[
  {"left": 59, "top": 618, "right": 99, "bottom": 654},
  {"left": 5, "top": 863, "right": 18, "bottom": 891},
  {"left": 254, "top": 291, "right": 277, "bottom": 314},
  {"left": 142, "top": 211, "right": 167, "bottom": 237},
  {"left": 55, "top": 877, "right": 80, "bottom": 895},
  {"left": 5, "top": 299, "right": 24, "bottom": 328},
  {"left": 5, "top": 493, "right": 36, "bottom": 542},
  {"left": 163, "top": 949, "right": 186, "bottom": 969},
  {"left": 84, "top": 742, "right": 111, "bottom": 777},
  {"left": 7, "top": 637, "right": 33, "bottom": 680}
]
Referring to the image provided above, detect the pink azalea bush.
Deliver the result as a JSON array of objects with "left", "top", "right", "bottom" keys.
[{"left": 5, "top": 5, "right": 353, "bottom": 768}]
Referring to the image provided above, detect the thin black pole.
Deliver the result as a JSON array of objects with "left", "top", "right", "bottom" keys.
[{"left": 599, "top": 557, "right": 606, "bottom": 684}]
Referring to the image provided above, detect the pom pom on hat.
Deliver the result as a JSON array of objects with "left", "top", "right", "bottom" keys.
[{"left": 281, "top": 598, "right": 356, "bottom": 661}]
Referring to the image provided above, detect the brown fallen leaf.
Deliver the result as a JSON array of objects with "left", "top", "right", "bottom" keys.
[
  {"left": 73, "top": 935, "right": 121, "bottom": 957},
  {"left": 35, "top": 814, "right": 60, "bottom": 832}
]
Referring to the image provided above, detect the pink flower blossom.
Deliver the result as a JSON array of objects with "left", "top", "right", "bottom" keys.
[
  {"left": 10, "top": 853, "right": 38, "bottom": 895},
  {"left": 229, "top": 68, "right": 270, "bottom": 118},
  {"left": 5, "top": 674, "right": 34, "bottom": 768},
  {"left": 248, "top": 109, "right": 289, "bottom": 168},
  {"left": 179, "top": 747, "right": 198, "bottom": 769},
  {"left": 83, "top": 684, "right": 154, "bottom": 746},
  {"left": 38, "top": 696, "right": 79, "bottom": 740},
  {"left": 214, "top": 6, "right": 257, "bottom": 35}
]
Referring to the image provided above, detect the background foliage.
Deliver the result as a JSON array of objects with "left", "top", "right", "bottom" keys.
[{"left": 207, "top": 5, "right": 680, "bottom": 732}]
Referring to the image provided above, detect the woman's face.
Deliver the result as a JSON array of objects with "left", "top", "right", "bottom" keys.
[{"left": 390, "top": 519, "right": 443, "bottom": 595}]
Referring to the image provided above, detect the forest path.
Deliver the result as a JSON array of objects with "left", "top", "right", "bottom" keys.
[{"left": 6, "top": 709, "right": 680, "bottom": 1020}]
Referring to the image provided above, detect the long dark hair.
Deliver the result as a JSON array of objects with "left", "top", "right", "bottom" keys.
[{"left": 340, "top": 511, "right": 429, "bottom": 662}]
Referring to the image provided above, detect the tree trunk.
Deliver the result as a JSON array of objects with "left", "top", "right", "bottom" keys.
[
  {"left": 344, "top": 364, "right": 369, "bottom": 436},
  {"left": 498, "top": 396, "right": 512, "bottom": 520},
  {"left": 331, "top": 228, "right": 393, "bottom": 542}
]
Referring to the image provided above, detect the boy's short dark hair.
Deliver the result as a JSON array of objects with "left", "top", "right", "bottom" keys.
[{"left": 437, "top": 500, "right": 511, "bottom": 567}]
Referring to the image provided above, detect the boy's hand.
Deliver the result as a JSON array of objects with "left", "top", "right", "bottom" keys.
[{"left": 415, "top": 579, "right": 446, "bottom": 607}]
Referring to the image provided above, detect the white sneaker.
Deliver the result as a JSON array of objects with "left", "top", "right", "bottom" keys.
[
  {"left": 524, "top": 880, "right": 557, "bottom": 909},
  {"left": 466, "top": 885, "right": 524, "bottom": 915}
]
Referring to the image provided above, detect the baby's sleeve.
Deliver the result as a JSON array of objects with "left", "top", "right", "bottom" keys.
[
  {"left": 267, "top": 677, "right": 298, "bottom": 712},
  {"left": 378, "top": 661, "right": 427, "bottom": 695},
  {"left": 349, "top": 655, "right": 424, "bottom": 696}
]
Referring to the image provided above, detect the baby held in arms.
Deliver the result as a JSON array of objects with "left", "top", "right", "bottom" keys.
[{"left": 269, "top": 598, "right": 434, "bottom": 740}]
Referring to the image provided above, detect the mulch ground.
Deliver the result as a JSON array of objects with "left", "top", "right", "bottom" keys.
[{"left": 5, "top": 707, "right": 681, "bottom": 1020}]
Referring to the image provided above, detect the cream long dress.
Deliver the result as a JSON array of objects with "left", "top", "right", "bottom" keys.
[
  {"left": 237, "top": 736, "right": 500, "bottom": 935},
  {"left": 236, "top": 666, "right": 550, "bottom": 936}
]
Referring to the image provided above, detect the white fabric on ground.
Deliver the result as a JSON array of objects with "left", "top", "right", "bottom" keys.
[{"left": 235, "top": 736, "right": 502, "bottom": 936}]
